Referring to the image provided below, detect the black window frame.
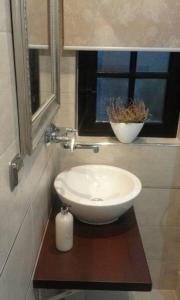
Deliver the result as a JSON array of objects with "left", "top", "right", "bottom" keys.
[{"left": 78, "top": 51, "right": 180, "bottom": 137}]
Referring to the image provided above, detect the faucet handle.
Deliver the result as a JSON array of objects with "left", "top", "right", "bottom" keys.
[
  {"left": 66, "top": 128, "right": 78, "bottom": 133},
  {"left": 70, "top": 137, "right": 75, "bottom": 152},
  {"left": 45, "top": 123, "right": 59, "bottom": 144},
  {"left": 65, "top": 128, "right": 78, "bottom": 137}
]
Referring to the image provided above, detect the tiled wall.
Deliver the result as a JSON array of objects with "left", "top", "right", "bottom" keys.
[
  {"left": 56, "top": 50, "right": 180, "bottom": 292},
  {"left": 0, "top": 2, "right": 59, "bottom": 299},
  {"left": 39, "top": 50, "right": 52, "bottom": 107},
  {"left": 63, "top": 0, "right": 180, "bottom": 49}
]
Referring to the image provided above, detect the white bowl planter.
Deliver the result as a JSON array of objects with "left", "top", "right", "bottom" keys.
[{"left": 110, "top": 122, "right": 144, "bottom": 143}]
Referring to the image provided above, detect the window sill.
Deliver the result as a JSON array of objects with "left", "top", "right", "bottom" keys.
[{"left": 77, "top": 136, "right": 180, "bottom": 147}]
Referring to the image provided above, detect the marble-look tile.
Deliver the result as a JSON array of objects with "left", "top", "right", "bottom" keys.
[
  {"left": 148, "top": 258, "right": 180, "bottom": 290},
  {"left": 56, "top": 99, "right": 75, "bottom": 125},
  {"left": 0, "top": 0, "right": 11, "bottom": 32},
  {"left": 139, "top": 226, "right": 167, "bottom": 261},
  {"left": 147, "top": 259, "right": 166, "bottom": 289},
  {"left": 26, "top": 287, "right": 37, "bottom": 300},
  {"left": 131, "top": 289, "right": 177, "bottom": 300},
  {"left": 0, "top": 85, "right": 18, "bottom": 155},
  {"left": 31, "top": 162, "right": 53, "bottom": 260},
  {"left": 0, "top": 86, "right": 18, "bottom": 155},
  {"left": 56, "top": 109, "right": 75, "bottom": 128},
  {"left": 55, "top": 92, "right": 75, "bottom": 126},
  {"left": 0, "top": 138, "right": 53, "bottom": 275},
  {"left": 85, "top": 291, "right": 129, "bottom": 300},
  {"left": 0, "top": 32, "right": 18, "bottom": 155},
  {"left": 140, "top": 225, "right": 180, "bottom": 262},
  {"left": 0, "top": 32, "right": 14, "bottom": 74},
  {"left": 64, "top": 0, "right": 180, "bottom": 49},
  {"left": 0, "top": 141, "right": 19, "bottom": 273},
  {"left": 34, "top": 290, "right": 85, "bottom": 300},
  {"left": 85, "top": 290, "right": 177, "bottom": 300},
  {"left": 58, "top": 144, "right": 180, "bottom": 188},
  {"left": 162, "top": 262, "right": 180, "bottom": 290},
  {"left": 60, "top": 73, "right": 76, "bottom": 95},
  {"left": 134, "top": 188, "right": 180, "bottom": 226},
  {"left": 60, "top": 50, "right": 76, "bottom": 75},
  {"left": 39, "top": 72, "right": 51, "bottom": 93},
  {"left": 0, "top": 209, "right": 34, "bottom": 300},
  {"left": 60, "top": 92, "right": 76, "bottom": 104}
]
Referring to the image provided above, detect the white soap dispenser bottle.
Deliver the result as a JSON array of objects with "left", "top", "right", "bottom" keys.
[{"left": 55, "top": 206, "right": 73, "bottom": 252}]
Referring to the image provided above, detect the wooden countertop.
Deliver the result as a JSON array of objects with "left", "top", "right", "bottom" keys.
[{"left": 33, "top": 208, "right": 152, "bottom": 291}]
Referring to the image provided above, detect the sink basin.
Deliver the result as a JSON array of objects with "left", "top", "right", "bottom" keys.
[{"left": 54, "top": 164, "right": 142, "bottom": 225}]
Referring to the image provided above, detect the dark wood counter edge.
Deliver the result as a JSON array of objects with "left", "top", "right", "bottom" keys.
[
  {"left": 33, "top": 280, "right": 152, "bottom": 291},
  {"left": 33, "top": 207, "right": 152, "bottom": 292}
]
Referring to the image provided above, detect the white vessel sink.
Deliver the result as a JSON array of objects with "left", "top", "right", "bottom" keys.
[{"left": 54, "top": 164, "right": 142, "bottom": 225}]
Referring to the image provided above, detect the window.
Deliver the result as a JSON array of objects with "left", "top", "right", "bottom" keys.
[{"left": 78, "top": 51, "right": 180, "bottom": 137}]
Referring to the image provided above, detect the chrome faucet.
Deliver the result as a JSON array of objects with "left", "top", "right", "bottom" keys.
[
  {"left": 45, "top": 124, "right": 77, "bottom": 145},
  {"left": 45, "top": 123, "right": 99, "bottom": 153},
  {"left": 64, "top": 142, "right": 99, "bottom": 153}
]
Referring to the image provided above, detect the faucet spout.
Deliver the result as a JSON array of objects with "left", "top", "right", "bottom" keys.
[
  {"left": 45, "top": 124, "right": 99, "bottom": 153},
  {"left": 64, "top": 142, "right": 99, "bottom": 153}
]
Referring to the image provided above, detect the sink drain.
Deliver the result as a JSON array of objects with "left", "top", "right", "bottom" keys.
[{"left": 90, "top": 197, "right": 104, "bottom": 202}]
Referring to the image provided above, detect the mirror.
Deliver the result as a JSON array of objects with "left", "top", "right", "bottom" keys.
[
  {"left": 27, "top": 0, "right": 55, "bottom": 115},
  {"left": 11, "top": 0, "right": 60, "bottom": 156}
]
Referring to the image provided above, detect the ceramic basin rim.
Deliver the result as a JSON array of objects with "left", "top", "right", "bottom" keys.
[{"left": 54, "top": 164, "right": 142, "bottom": 207}]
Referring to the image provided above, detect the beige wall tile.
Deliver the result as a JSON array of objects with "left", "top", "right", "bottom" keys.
[
  {"left": 131, "top": 289, "right": 177, "bottom": 300},
  {"left": 26, "top": 285, "right": 37, "bottom": 300},
  {"left": 134, "top": 188, "right": 180, "bottom": 226},
  {"left": 0, "top": 32, "right": 13, "bottom": 74},
  {"left": 57, "top": 144, "right": 180, "bottom": 188},
  {"left": 162, "top": 262, "right": 180, "bottom": 290},
  {"left": 0, "top": 32, "right": 18, "bottom": 155},
  {"left": 85, "top": 290, "right": 177, "bottom": 300},
  {"left": 60, "top": 73, "right": 76, "bottom": 94},
  {"left": 0, "top": 140, "right": 48, "bottom": 273},
  {"left": 57, "top": 97, "right": 75, "bottom": 120},
  {"left": 60, "top": 92, "right": 76, "bottom": 104},
  {"left": 0, "top": 88, "right": 18, "bottom": 155},
  {"left": 139, "top": 226, "right": 167, "bottom": 261},
  {"left": 147, "top": 259, "right": 166, "bottom": 289},
  {"left": 148, "top": 259, "right": 180, "bottom": 290},
  {"left": 139, "top": 225, "right": 180, "bottom": 261},
  {"left": 0, "top": 209, "right": 34, "bottom": 300},
  {"left": 55, "top": 111, "right": 75, "bottom": 128},
  {"left": 31, "top": 149, "right": 59, "bottom": 259},
  {"left": 0, "top": 0, "right": 11, "bottom": 32},
  {"left": 60, "top": 50, "right": 76, "bottom": 74}
]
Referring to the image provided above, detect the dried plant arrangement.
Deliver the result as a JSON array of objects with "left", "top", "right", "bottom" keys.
[{"left": 107, "top": 99, "right": 150, "bottom": 123}]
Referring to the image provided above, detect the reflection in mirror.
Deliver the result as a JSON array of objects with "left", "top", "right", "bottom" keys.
[
  {"left": 29, "top": 49, "right": 52, "bottom": 114},
  {"left": 27, "top": 0, "right": 54, "bottom": 115}
]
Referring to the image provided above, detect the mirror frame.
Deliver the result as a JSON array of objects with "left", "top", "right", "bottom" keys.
[{"left": 11, "top": 0, "right": 60, "bottom": 156}]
